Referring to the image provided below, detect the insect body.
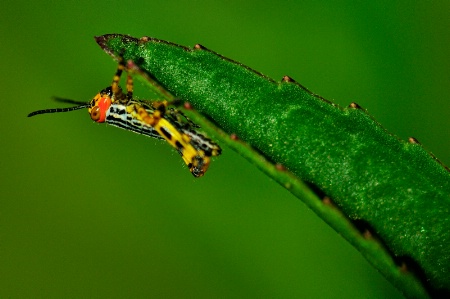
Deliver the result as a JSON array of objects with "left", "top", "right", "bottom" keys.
[{"left": 28, "top": 59, "right": 221, "bottom": 177}]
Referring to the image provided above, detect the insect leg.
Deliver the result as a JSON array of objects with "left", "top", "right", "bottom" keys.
[
  {"left": 167, "top": 107, "right": 200, "bottom": 128},
  {"left": 126, "top": 74, "right": 133, "bottom": 101},
  {"left": 111, "top": 55, "right": 127, "bottom": 103}
]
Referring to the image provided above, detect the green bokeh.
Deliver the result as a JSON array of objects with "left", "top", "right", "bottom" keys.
[{"left": 1, "top": 1, "right": 448, "bottom": 298}]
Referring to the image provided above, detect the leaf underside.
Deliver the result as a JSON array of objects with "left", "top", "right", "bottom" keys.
[{"left": 96, "top": 34, "right": 450, "bottom": 298}]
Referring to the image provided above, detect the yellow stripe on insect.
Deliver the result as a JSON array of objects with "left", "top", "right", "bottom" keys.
[{"left": 134, "top": 104, "right": 210, "bottom": 177}]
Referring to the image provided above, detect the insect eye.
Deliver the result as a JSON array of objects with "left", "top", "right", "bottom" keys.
[
  {"left": 89, "top": 97, "right": 111, "bottom": 123},
  {"left": 90, "top": 106, "right": 101, "bottom": 121}
]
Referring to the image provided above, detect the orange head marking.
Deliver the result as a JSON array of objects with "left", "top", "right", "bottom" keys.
[{"left": 88, "top": 93, "right": 112, "bottom": 123}]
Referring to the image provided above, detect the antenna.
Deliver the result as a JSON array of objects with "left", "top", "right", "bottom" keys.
[
  {"left": 28, "top": 103, "right": 91, "bottom": 117},
  {"left": 52, "top": 97, "right": 89, "bottom": 106}
]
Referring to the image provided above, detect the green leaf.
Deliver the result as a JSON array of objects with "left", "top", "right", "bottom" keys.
[{"left": 96, "top": 34, "right": 450, "bottom": 298}]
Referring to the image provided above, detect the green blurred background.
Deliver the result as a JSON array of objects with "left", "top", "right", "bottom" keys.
[{"left": 1, "top": 0, "right": 448, "bottom": 297}]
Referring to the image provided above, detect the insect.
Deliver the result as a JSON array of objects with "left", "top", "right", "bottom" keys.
[{"left": 28, "top": 57, "right": 221, "bottom": 177}]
